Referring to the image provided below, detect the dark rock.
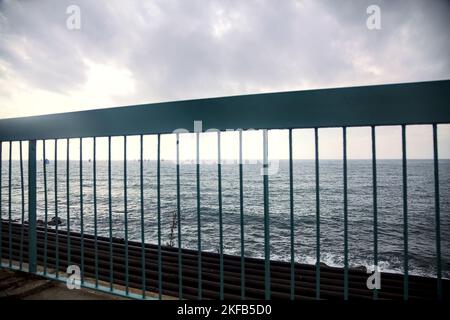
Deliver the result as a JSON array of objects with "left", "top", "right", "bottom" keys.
[
  {"left": 48, "top": 216, "right": 62, "bottom": 226},
  {"left": 353, "top": 265, "right": 368, "bottom": 273}
]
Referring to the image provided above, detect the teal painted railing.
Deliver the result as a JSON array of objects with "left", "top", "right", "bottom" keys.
[{"left": 0, "top": 80, "right": 449, "bottom": 300}]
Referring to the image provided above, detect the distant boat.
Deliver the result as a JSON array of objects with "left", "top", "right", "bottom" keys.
[
  {"left": 88, "top": 159, "right": 91, "bottom": 163},
  {"left": 44, "top": 159, "right": 50, "bottom": 165}
]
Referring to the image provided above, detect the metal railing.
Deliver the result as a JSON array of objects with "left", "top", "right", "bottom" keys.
[{"left": 0, "top": 80, "right": 449, "bottom": 300}]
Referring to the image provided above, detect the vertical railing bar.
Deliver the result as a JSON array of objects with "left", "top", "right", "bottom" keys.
[
  {"left": 343, "top": 127, "right": 349, "bottom": 300},
  {"left": 8, "top": 141, "right": 12, "bottom": 268},
  {"left": 157, "top": 134, "right": 162, "bottom": 300},
  {"left": 140, "top": 134, "right": 146, "bottom": 298},
  {"left": 196, "top": 131, "right": 202, "bottom": 300},
  {"left": 19, "top": 141, "right": 25, "bottom": 270},
  {"left": 432, "top": 124, "right": 442, "bottom": 300},
  {"left": 66, "top": 138, "right": 71, "bottom": 267},
  {"left": 0, "top": 141, "right": 2, "bottom": 265},
  {"left": 108, "top": 136, "right": 113, "bottom": 291},
  {"left": 314, "top": 128, "right": 320, "bottom": 300},
  {"left": 124, "top": 136, "right": 129, "bottom": 295},
  {"left": 371, "top": 126, "right": 378, "bottom": 299},
  {"left": 218, "top": 131, "right": 224, "bottom": 300},
  {"left": 401, "top": 124, "right": 408, "bottom": 300},
  {"left": 28, "top": 140, "right": 37, "bottom": 274},
  {"left": 239, "top": 130, "right": 245, "bottom": 300},
  {"left": 263, "top": 129, "right": 271, "bottom": 300},
  {"left": 79, "top": 138, "right": 84, "bottom": 284},
  {"left": 289, "top": 129, "right": 295, "bottom": 300},
  {"left": 93, "top": 137, "right": 99, "bottom": 288},
  {"left": 176, "top": 133, "right": 183, "bottom": 300},
  {"left": 54, "top": 140, "right": 59, "bottom": 278},
  {"left": 43, "top": 141, "right": 49, "bottom": 275}
]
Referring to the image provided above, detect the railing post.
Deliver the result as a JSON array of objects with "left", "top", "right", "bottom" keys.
[
  {"left": 262, "top": 129, "right": 270, "bottom": 300},
  {"left": 28, "top": 140, "right": 37, "bottom": 273}
]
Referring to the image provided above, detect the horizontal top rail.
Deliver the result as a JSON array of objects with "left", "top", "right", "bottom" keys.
[{"left": 0, "top": 80, "right": 449, "bottom": 141}]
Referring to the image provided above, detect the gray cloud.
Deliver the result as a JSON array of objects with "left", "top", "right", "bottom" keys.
[{"left": 0, "top": 0, "right": 449, "bottom": 110}]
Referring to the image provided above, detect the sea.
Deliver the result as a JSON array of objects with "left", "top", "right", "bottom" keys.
[{"left": 1, "top": 159, "right": 449, "bottom": 278}]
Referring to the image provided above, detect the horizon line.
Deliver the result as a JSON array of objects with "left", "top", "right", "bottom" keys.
[{"left": 4, "top": 158, "right": 450, "bottom": 161}]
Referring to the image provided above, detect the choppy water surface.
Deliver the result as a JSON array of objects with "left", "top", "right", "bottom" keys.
[{"left": 2, "top": 160, "right": 449, "bottom": 278}]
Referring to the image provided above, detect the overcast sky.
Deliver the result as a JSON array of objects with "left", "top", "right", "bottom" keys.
[{"left": 0, "top": 0, "right": 449, "bottom": 160}]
